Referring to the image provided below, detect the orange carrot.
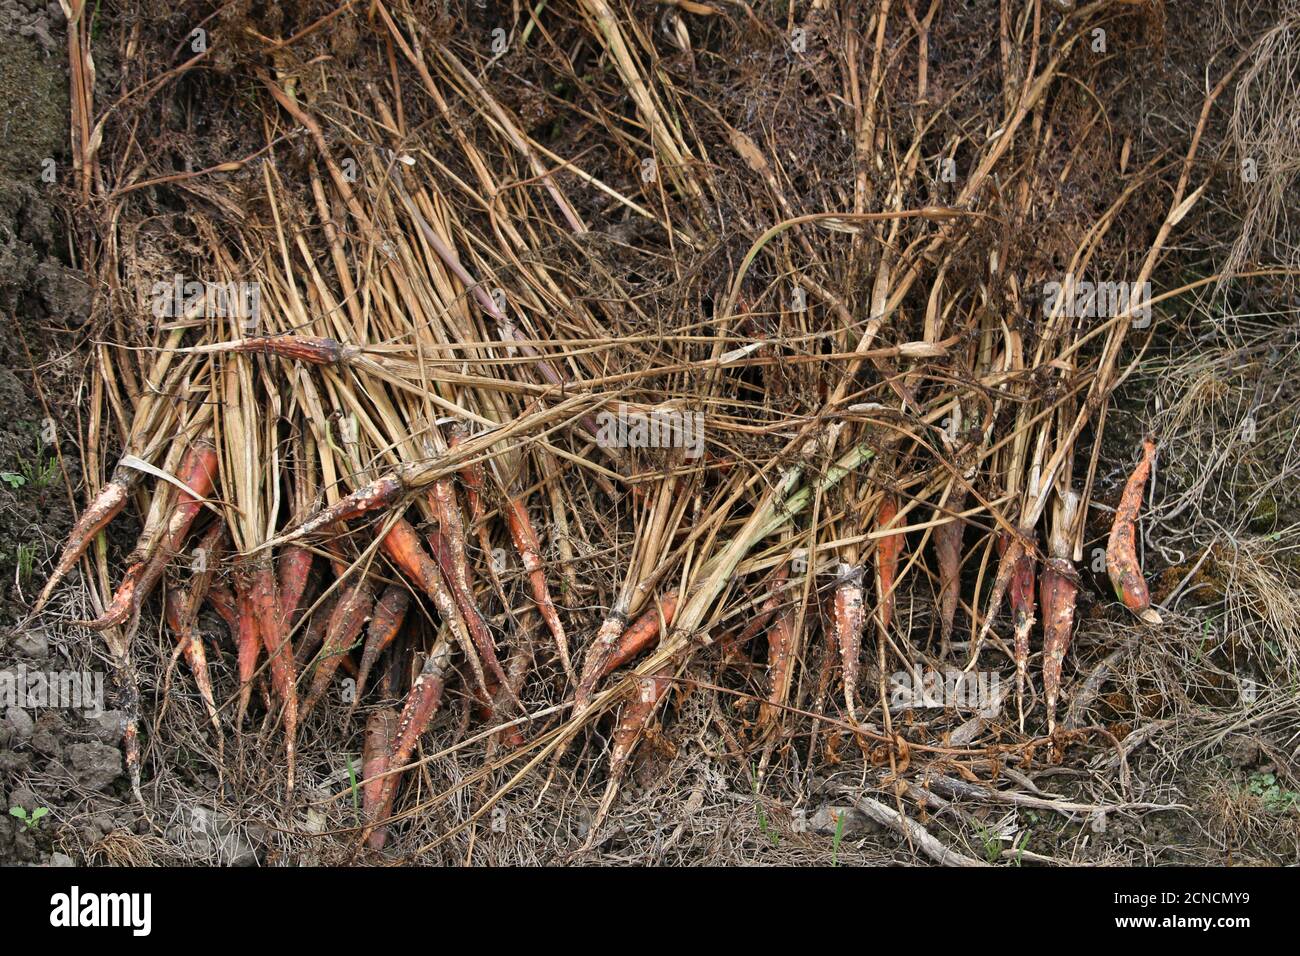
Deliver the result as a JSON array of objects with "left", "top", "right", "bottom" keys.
[
  {"left": 380, "top": 516, "right": 488, "bottom": 695},
  {"left": 36, "top": 471, "right": 134, "bottom": 612},
  {"left": 355, "top": 584, "right": 410, "bottom": 701},
  {"left": 233, "top": 569, "right": 262, "bottom": 725},
  {"left": 599, "top": 590, "right": 680, "bottom": 677},
  {"left": 590, "top": 665, "right": 674, "bottom": 838},
  {"left": 280, "top": 474, "right": 405, "bottom": 544},
  {"left": 361, "top": 706, "right": 398, "bottom": 850},
  {"left": 206, "top": 583, "right": 238, "bottom": 632},
  {"left": 1041, "top": 493, "right": 1080, "bottom": 734},
  {"left": 426, "top": 522, "right": 510, "bottom": 696},
  {"left": 249, "top": 561, "right": 299, "bottom": 790},
  {"left": 876, "top": 493, "right": 904, "bottom": 634},
  {"left": 294, "top": 591, "right": 338, "bottom": 669},
  {"left": 163, "top": 585, "right": 221, "bottom": 738},
  {"left": 933, "top": 488, "right": 967, "bottom": 655},
  {"left": 302, "top": 575, "right": 375, "bottom": 718},
  {"left": 1107, "top": 438, "right": 1161, "bottom": 624},
  {"left": 276, "top": 544, "right": 316, "bottom": 630},
  {"left": 505, "top": 495, "right": 572, "bottom": 682},
  {"left": 91, "top": 440, "right": 219, "bottom": 630},
  {"left": 832, "top": 563, "right": 865, "bottom": 721},
  {"left": 759, "top": 595, "right": 799, "bottom": 729},
  {"left": 1007, "top": 528, "right": 1037, "bottom": 732},
  {"left": 721, "top": 565, "right": 788, "bottom": 662},
  {"left": 361, "top": 637, "right": 453, "bottom": 850}
]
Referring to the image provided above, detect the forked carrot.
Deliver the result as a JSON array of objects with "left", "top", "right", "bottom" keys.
[
  {"left": 36, "top": 470, "right": 134, "bottom": 612},
  {"left": 360, "top": 636, "right": 453, "bottom": 851},
  {"left": 1107, "top": 438, "right": 1161, "bottom": 624},
  {"left": 589, "top": 665, "right": 674, "bottom": 837},
  {"left": 721, "top": 568, "right": 786, "bottom": 663}
]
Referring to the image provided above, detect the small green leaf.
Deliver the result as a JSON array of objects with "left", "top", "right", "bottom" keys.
[
  {"left": 9, "top": 806, "right": 28, "bottom": 820},
  {"left": 29, "top": 807, "right": 49, "bottom": 822}
]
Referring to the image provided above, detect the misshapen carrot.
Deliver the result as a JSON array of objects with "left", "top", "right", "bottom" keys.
[
  {"left": 163, "top": 585, "right": 221, "bottom": 739},
  {"left": 36, "top": 471, "right": 134, "bottom": 612},
  {"left": 359, "top": 637, "right": 453, "bottom": 851},
  {"left": 1107, "top": 438, "right": 1161, "bottom": 624},
  {"left": 589, "top": 665, "right": 674, "bottom": 840},
  {"left": 276, "top": 544, "right": 316, "bottom": 630}
]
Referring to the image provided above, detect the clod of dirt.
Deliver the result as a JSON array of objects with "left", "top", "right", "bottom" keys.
[
  {"left": 4, "top": 703, "right": 32, "bottom": 740},
  {"left": 88, "top": 709, "right": 128, "bottom": 744},
  {"left": 10, "top": 627, "right": 48, "bottom": 660},
  {"left": 63, "top": 741, "right": 123, "bottom": 792}
]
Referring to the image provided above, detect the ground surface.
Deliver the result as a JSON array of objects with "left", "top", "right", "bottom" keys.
[{"left": 1, "top": 2, "right": 1298, "bottom": 867}]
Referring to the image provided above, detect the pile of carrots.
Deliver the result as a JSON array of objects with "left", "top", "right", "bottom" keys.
[{"left": 44, "top": 0, "right": 1204, "bottom": 853}]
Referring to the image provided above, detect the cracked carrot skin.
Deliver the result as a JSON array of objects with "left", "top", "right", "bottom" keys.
[
  {"left": 1007, "top": 528, "right": 1037, "bottom": 731},
  {"left": 611, "top": 666, "right": 673, "bottom": 773},
  {"left": 36, "top": 472, "right": 133, "bottom": 612},
  {"left": 1107, "top": 438, "right": 1162, "bottom": 624},
  {"left": 355, "top": 584, "right": 411, "bottom": 701},
  {"left": 91, "top": 440, "right": 219, "bottom": 631}
]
